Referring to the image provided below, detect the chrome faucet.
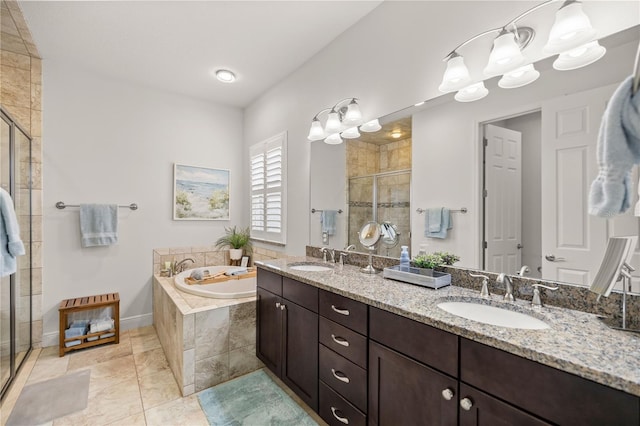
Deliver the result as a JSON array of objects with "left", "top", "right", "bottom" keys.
[
  {"left": 531, "top": 284, "right": 558, "bottom": 310},
  {"left": 339, "top": 252, "right": 349, "bottom": 266},
  {"left": 173, "top": 258, "right": 195, "bottom": 275},
  {"left": 518, "top": 266, "right": 530, "bottom": 277},
  {"left": 320, "top": 247, "right": 336, "bottom": 263},
  {"left": 469, "top": 273, "right": 491, "bottom": 298},
  {"left": 497, "top": 273, "right": 515, "bottom": 302},
  {"left": 345, "top": 244, "right": 356, "bottom": 251}
]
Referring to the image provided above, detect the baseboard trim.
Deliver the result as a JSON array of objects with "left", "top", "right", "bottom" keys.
[{"left": 41, "top": 313, "right": 154, "bottom": 348}]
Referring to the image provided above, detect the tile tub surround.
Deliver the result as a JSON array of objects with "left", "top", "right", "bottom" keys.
[
  {"left": 306, "top": 245, "right": 640, "bottom": 328},
  {"left": 152, "top": 245, "right": 284, "bottom": 276},
  {"left": 257, "top": 256, "right": 640, "bottom": 397},
  {"left": 153, "top": 275, "right": 263, "bottom": 396}
]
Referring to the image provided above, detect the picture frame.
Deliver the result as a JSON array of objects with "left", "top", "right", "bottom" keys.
[
  {"left": 240, "top": 256, "right": 250, "bottom": 268},
  {"left": 173, "top": 163, "right": 230, "bottom": 220}
]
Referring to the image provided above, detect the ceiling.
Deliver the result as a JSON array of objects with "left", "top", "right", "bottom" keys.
[
  {"left": 19, "top": 1, "right": 382, "bottom": 108},
  {"left": 355, "top": 116, "right": 412, "bottom": 145}
]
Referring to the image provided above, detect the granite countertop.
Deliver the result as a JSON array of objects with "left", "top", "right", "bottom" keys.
[{"left": 256, "top": 256, "right": 640, "bottom": 397}]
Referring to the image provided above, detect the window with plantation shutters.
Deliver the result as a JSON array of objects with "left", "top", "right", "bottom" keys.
[{"left": 249, "top": 132, "right": 287, "bottom": 244}]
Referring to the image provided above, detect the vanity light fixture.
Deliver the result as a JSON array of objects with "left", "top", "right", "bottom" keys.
[
  {"left": 307, "top": 98, "right": 377, "bottom": 144},
  {"left": 359, "top": 118, "right": 382, "bottom": 133},
  {"left": 215, "top": 69, "right": 236, "bottom": 83},
  {"left": 438, "top": 0, "right": 604, "bottom": 103}
]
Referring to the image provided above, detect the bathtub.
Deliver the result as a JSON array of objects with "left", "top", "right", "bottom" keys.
[{"left": 174, "top": 266, "right": 256, "bottom": 299}]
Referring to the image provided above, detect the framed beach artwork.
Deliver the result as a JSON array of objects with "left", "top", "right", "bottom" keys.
[{"left": 173, "top": 164, "right": 230, "bottom": 220}]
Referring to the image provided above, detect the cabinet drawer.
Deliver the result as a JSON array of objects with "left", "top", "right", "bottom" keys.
[
  {"left": 320, "top": 381, "right": 366, "bottom": 426},
  {"left": 319, "top": 344, "right": 367, "bottom": 413},
  {"left": 283, "top": 277, "right": 318, "bottom": 313},
  {"left": 460, "top": 338, "right": 640, "bottom": 426},
  {"left": 370, "top": 307, "right": 458, "bottom": 377},
  {"left": 257, "top": 267, "right": 282, "bottom": 295},
  {"left": 319, "top": 317, "right": 367, "bottom": 368},
  {"left": 319, "top": 290, "right": 368, "bottom": 335}
]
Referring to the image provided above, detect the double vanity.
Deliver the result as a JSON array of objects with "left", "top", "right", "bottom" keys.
[{"left": 255, "top": 256, "right": 640, "bottom": 425}]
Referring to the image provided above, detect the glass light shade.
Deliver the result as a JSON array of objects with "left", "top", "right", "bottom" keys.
[
  {"left": 359, "top": 119, "right": 382, "bottom": 132},
  {"left": 553, "top": 40, "right": 606, "bottom": 71},
  {"left": 543, "top": 2, "right": 597, "bottom": 54},
  {"left": 343, "top": 100, "right": 363, "bottom": 126},
  {"left": 498, "top": 64, "right": 540, "bottom": 89},
  {"left": 324, "top": 133, "right": 343, "bottom": 145},
  {"left": 325, "top": 110, "right": 342, "bottom": 134},
  {"left": 483, "top": 32, "right": 526, "bottom": 77},
  {"left": 438, "top": 55, "right": 471, "bottom": 93},
  {"left": 307, "top": 119, "right": 326, "bottom": 141},
  {"left": 454, "top": 82, "right": 489, "bottom": 103},
  {"left": 341, "top": 127, "right": 361, "bottom": 139}
]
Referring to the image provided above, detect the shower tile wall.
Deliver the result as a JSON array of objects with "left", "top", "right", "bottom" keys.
[
  {"left": 1, "top": 0, "right": 43, "bottom": 351},
  {"left": 346, "top": 138, "right": 412, "bottom": 257}
]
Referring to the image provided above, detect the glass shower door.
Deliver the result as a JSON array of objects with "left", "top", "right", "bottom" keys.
[
  {"left": 376, "top": 171, "right": 411, "bottom": 258},
  {"left": 0, "top": 115, "right": 11, "bottom": 394}
]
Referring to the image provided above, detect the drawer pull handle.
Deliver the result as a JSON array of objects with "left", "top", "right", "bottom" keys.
[
  {"left": 331, "top": 305, "right": 350, "bottom": 316},
  {"left": 275, "top": 302, "right": 281, "bottom": 308},
  {"left": 331, "top": 368, "right": 350, "bottom": 383},
  {"left": 280, "top": 304, "right": 286, "bottom": 311},
  {"left": 331, "top": 407, "right": 349, "bottom": 425},
  {"left": 441, "top": 388, "right": 454, "bottom": 400},
  {"left": 460, "top": 397, "right": 473, "bottom": 411},
  {"left": 331, "top": 334, "right": 350, "bottom": 347}
]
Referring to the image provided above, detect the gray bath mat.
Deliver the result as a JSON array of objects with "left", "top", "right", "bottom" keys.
[{"left": 7, "top": 369, "right": 90, "bottom": 425}]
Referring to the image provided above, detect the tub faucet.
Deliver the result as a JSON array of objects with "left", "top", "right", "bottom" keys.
[
  {"left": 497, "top": 273, "right": 515, "bottom": 302},
  {"left": 173, "top": 258, "right": 195, "bottom": 275}
]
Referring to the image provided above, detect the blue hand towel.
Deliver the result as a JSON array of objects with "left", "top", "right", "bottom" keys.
[
  {"left": 80, "top": 204, "right": 118, "bottom": 247},
  {"left": 427, "top": 208, "right": 443, "bottom": 232},
  {"left": 424, "top": 207, "right": 452, "bottom": 239},
  {"left": 589, "top": 76, "right": 640, "bottom": 217},
  {"left": 320, "top": 210, "right": 337, "bottom": 236}
]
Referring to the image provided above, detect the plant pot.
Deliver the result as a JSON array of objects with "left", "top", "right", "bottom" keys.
[{"left": 229, "top": 248, "right": 243, "bottom": 260}]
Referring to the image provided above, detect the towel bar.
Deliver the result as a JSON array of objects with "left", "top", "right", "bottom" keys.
[
  {"left": 311, "top": 208, "right": 343, "bottom": 214},
  {"left": 56, "top": 201, "right": 138, "bottom": 210},
  {"left": 416, "top": 207, "right": 467, "bottom": 214}
]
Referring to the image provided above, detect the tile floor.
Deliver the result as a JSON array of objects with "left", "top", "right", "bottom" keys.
[{"left": 1, "top": 325, "right": 325, "bottom": 426}]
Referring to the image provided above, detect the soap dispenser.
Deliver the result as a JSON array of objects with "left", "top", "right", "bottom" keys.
[{"left": 400, "top": 246, "right": 410, "bottom": 268}]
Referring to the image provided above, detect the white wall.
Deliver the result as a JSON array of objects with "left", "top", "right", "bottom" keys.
[
  {"left": 411, "top": 38, "right": 637, "bottom": 268},
  {"left": 243, "top": 1, "right": 639, "bottom": 256},
  {"left": 42, "top": 60, "right": 244, "bottom": 342}
]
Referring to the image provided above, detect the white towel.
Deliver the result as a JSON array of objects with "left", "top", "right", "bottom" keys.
[
  {"left": 0, "top": 188, "right": 25, "bottom": 277},
  {"left": 80, "top": 204, "right": 118, "bottom": 247}
]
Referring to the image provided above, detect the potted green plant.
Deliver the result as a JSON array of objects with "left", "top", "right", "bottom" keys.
[
  {"left": 412, "top": 253, "right": 444, "bottom": 270},
  {"left": 215, "top": 226, "right": 252, "bottom": 260},
  {"left": 433, "top": 251, "right": 460, "bottom": 266}
]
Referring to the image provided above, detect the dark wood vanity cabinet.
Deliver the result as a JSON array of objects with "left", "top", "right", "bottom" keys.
[
  {"left": 318, "top": 289, "right": 369, "bottom": 426},
  {"left": 369, "top": 340, "right": 458, "bottom": 426},
  {"left": 256, "top": 268, "right": 319, "bottom": 411},
  {"left": 258, "top": 267, "right": 640, "bottom": 426}
]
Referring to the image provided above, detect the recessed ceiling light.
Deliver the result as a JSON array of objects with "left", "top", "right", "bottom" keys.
[
  {"left": 215, "top": 69, "right": 236, "bottom": 83},
  {"left": 391, "top": 130, "right": 403, "bottom": 139}
]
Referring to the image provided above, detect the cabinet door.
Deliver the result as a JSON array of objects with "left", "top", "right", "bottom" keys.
[
  {"left": 256, "top": 287, "right": 282, "bottom": 375},
  {"left": 369, "top": 341, "right": 458, "bottom": 426},
  {"left": 282, "top": 300, "right": 318, "bottom": 411},
  {"left": 459, "top": 384, "right": 550, "bottom": 426}
]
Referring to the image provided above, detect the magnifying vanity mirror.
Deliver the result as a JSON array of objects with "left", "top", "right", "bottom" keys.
[
  {"left": 358, "top": 221, "right": 381, "bottom": 274},
  {"left": 380, "top": 222, "right": 400, "bottom": 255},
  {"left": 309, "top": 25, "right": 640, "bottom": 293}
]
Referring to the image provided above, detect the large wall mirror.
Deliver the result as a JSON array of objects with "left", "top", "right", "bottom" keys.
[{"left": 309, "top": 25, "right": 640, "bottom": 292}]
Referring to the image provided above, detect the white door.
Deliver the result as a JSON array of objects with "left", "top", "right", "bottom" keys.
[
  {"left": 484, "top": 124, "right": 522, "bottom": 275},
  {"left": 540, "top": 84, "right": 619, "bottom": 285}
]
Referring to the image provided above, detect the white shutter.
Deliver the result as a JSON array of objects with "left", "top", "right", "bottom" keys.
[{"left": 249, "top": 132, "right": 287, "bottom": 243}]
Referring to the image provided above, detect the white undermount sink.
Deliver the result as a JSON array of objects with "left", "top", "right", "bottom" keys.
[
  {"left": 288, "top": 262, "right": 334, "bottom": 272},
  {"left": 437, "top": 301, "right": 549, "bottom": 330}
]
